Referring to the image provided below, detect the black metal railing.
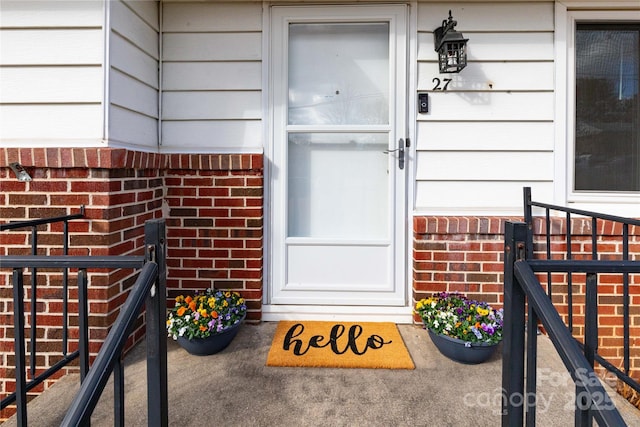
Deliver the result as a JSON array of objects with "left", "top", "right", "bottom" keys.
[
  {"left": 0, "top": 207, "right": 85, "bottom": 384},
  {"left": 0, "top": 218, "right": 168, "bottom": 426},
  {"left": 502, "top": 188, "right": 640, "bottom": 426},
  {"left": 524, "top": 187, "right": 640, "bottom": 398}
]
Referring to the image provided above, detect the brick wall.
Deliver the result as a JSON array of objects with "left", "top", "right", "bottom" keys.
[
  {"left": 0, "top": 148, "right": 264, "bottom": 420},
  {"left": 412, "top": 215, "right": 640, "bottom": 374},
  {"left": 412, "top": 216, "right": 517, "bottom": 306},
  {"left": 163, "top": 154, "right": 263, "bottom": 321}
]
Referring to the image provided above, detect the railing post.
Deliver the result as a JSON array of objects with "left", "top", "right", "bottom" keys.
[
  {"left": 63, "top": 219, "right": 70, "bottom": 356},
  {"left": 567, "top": 211, "right": 574, "bottom": 333},
  {"left": 502, "top": 221, "right": 528, "bottom": 426},
  {"left": 622, "top": 223, "right": 630, "bottom": 375},
  {"left": 525, "top": 305, "right": 538, "bottom": 426},
  {"left": 523, "top": 187, "right": 534, "bottom": 259},
  {"left": 145, "top": 219, "right": 168, "bottom": 427},
  {"left": 577, "top": 272, "right": 598, "bottom": 425},
  {"left": 114, "top": 357, "right": 125, "bottom": 427},
  {"left": 78, "top": 268, "right": 90, "bottom": 382},
  {"left": 12, "top": 269, "right": 28, "bottom": 427},
  {"left": 30, "top": 225, "right": 37, "bottom": 378}
]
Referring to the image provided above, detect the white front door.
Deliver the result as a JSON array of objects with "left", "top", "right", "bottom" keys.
[{"left": 269, "top": 5, "right": 408, "bottom": 307}]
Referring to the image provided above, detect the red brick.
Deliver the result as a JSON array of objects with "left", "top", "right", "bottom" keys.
[
  {"left": 50, "top": 194, "right": 91, "bottom": 206},
  {"left": 8, "top": 193, "right": 47, "bottom": 205},
  {"left": 214, "top": 198, "right": 244, "bottom": 207},
  {"left": 215, "top": 219, "right": 245, "bottom": 227},
  {"left": 215, "top": 177, "right": 244, "bottom": 187}
]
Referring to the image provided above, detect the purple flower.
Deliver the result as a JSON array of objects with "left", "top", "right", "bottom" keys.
[{"left": 481, "top": 323, "right": 495, "bottom": 335}]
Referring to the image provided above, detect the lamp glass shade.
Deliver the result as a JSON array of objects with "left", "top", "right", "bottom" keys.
[{"left": 436, "top": 30, "right": 468, "bottom": 73}]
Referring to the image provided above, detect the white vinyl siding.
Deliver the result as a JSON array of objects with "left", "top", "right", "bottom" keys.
[
  {"left": 161, "top": 1, "right": 263, "bottom": 153},
  {"left": 414, "top": 2, "right": 555, "bottom": 214},
  {"left": 0, "top": 1, "right": 105, "bottom": 146},
  {"left": 108, "top": 0, "right": 159, "bottom": 150}
]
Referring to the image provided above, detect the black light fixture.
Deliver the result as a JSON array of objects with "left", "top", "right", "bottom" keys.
[{"left": 433, "top": 10, "right": 468, "bottom": 73}]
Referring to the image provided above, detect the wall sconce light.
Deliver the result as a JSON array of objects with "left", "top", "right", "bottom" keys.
[
  {"left": 9, "top": 162, "right": 32, "bottom": 181},
  {"left": 434, "top": 10, "right": 468, "bottom": 73}
]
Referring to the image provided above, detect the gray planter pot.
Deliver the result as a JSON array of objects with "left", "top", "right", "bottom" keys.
[
  {"left": 177, "top": 314, "right": 245, "bottom": 356},
  {"left": 427, "top": 328, "right": 499, "bottom": 364}
]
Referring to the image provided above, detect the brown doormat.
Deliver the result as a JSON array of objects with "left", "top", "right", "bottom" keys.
[{"left": 266, "top": 321, "right": 415, "bottom": 369}]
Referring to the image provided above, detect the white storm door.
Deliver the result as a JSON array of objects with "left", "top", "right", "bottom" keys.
[{"left": 270, "top": 5, "right": 408, "bottom": 306}]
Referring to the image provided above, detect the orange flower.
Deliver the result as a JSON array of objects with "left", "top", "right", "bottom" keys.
[
  {"left": 176, "top": 306, "right": 187, "bottom": 317},
  {"left": 189, "top": 301, "right": 196, "bottom": 311},
  {"left": 185, "top": 296, "right": 193, "bottom": 304},
  {"left": 199, "top": 325, "right": 207, "bottom": 332},
  {"left": 475, "top": 322, "right": 481, "bottom": 329},
  {"left": 211, "top": 311, "right": 219, "bottom": 319}
]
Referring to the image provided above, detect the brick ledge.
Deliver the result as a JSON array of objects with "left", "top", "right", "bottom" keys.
[
  {"left": 414, "top": 215, "right": 640, "bottom": 236},
  {"left": 1, "top": 148, "right": 263, "bottom": 171}
]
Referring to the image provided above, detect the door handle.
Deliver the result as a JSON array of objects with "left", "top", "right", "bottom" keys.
[{"left": 383, "top": 139, "right": 405, "bottom": 170}]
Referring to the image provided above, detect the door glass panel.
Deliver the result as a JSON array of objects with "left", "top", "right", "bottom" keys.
[
  {"left": 575, "top": 26, "right": 639, "bottom": 191},
  {"left": 288, "top": 23, "right": 389, "bottom": 125},
  {"left": 287, "top": 133, "right": 388, "bottom": 239},
  {"left": 270, "top": 5, "right": 407, "bottom": 305}
]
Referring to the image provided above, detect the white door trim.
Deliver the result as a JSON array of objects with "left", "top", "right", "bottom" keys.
[
  {"left": 262, "top": 304, "right": 414, "bottom": 323},
  {"left": 263, "top": 3, "right": 416, "bottom": 321}
]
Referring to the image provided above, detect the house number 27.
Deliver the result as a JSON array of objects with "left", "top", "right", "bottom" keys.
[{"left": 432, "top": 77, "right": 452, "bottom": 91}]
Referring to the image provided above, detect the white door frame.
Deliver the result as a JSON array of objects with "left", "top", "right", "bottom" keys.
[{"left": 262, "top": 3, "right": 417, "bottom": 323}]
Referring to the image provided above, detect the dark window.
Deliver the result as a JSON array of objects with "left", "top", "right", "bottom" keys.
[{"left": 575, "top": 24, "right": 639, "bottom": 192}]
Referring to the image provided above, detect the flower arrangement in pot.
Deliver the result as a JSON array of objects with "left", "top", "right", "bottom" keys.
[
  {"left": 166, "top": 288, "right": 247, "bottom": 356},
  {"left": 414, "top": 292, "right": 504, "bottom": 364}
]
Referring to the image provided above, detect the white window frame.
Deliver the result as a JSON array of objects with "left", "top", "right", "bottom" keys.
[{"left": 555, "top": 4, "right": 640, "bottom": 215}]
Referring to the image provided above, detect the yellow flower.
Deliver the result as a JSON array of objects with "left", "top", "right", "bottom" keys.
[
  {"left": 477, "top": 307, "right": 489, "bottom": 316},
  {"left": 175, "top": 295, "right": 184, "bottom": 303}
]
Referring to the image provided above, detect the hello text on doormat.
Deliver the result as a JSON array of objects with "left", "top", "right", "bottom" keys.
[{"left": 266, "top": 321, "right": 415, "bottom": 369}]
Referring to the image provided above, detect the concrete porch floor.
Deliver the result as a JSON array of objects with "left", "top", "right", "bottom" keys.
[{"left": 5, "top": 322, "right": 640, "bottom": 426}]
